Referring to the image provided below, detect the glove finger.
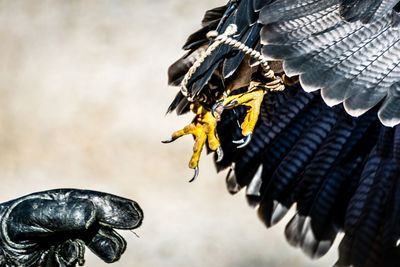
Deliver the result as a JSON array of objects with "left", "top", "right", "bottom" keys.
[
  {"left": 87, "top": 227, "right": 127, "bottom": 263},
  {"left": 26, "top": 189, "right": 143, "bottom": 230},
  {"left": 5, "top": 198, "right": 96, "bottom": 241},
  {"left": 89, "top": 194, "right": 143, "bottom": 229},
  {"left": 54, "top": 239, "right": 85, "bottom": 267},
  {"left": 37, "top": 239, "right": 85, "bottom": 267},
  {"left": 65, "top": 189, "right": 143, "bottom": 229}
]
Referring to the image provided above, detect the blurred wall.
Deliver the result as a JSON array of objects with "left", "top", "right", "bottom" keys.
[{"left": 0, "top": 1, "right": 338, "bottom": 266}]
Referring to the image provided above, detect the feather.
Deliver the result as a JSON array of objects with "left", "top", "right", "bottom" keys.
[
  {"left": 259, "top": 0, "right": 337, "bottom": 25},
  {"left": 378, "top": 82, "right": 400, "bottom": 126},
  {"left": 285, "top": 214, "right": 333, "bottom": 258},
  {"left": 260, "top": 0, "right": 400, "bottom": 126},
  {"left": 262, "top": 107, "right": 337, "bottom": 202},
  {"left": 168, "top": 1, "right": 400, "bottom": 266},
  {"left": 183, "top": 5, "right": 228, "bottom": 50},
  {"left": 339, "top": 0, "right": 399, "bottom": 23},
  {"left": 185, "top": 0, "right": 263, "bottom": 99}
]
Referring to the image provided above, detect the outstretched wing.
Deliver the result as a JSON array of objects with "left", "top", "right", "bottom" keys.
[
  {"left": 260, "top": 0, "right": 400, "bottom": 126},
  {"left": 168, "top": 1, "right": 400, "bottom": 266},
  {"left": 216, "top": 84, "right": 400, "bottom": 267}
]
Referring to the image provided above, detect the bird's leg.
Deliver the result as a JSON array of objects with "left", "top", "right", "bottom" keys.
[
  {"left": 163, "top": 102, "right": 222, "bottom": 182},
  {"left": 212, "top": 69, "right": 285, "bottom": 148}
]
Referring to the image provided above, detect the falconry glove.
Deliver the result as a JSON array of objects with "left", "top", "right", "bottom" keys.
[{"left": 0, "top": 189, "right": 143, "bottom": 267}]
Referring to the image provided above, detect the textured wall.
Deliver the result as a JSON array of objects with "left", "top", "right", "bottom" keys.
[{"left": 0, "top": 1, "right": 338, "bottom": 266}]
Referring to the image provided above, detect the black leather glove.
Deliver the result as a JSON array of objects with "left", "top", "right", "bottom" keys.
[{"left": 0, "top": 189, "right": 143, "bottom": 266}]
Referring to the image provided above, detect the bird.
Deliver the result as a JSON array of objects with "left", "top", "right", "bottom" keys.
[{"left": 164, "top": 0, "right": 400, "bottom": 266}]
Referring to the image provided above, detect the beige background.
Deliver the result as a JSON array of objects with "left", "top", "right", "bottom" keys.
[{"left": 0, "top": 1, "right": 339, "bottom": 266}]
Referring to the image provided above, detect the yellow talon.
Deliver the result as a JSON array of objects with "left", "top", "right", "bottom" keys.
[
  {"left": 219, "top": 84, "right": 265, "bottom": 137},
  {"left": 211, "top": 69, "right": 285, "bottom": 147},
  {"left": 163, "top": 102, "right": 221, "bottom": 181},
  {"left": 166, "top": 23, "right": 293, "bottom": 179}
]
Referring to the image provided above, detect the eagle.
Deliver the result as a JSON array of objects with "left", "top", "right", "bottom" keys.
[{"left": 164, "top": 1, "right": 400, "bottom": 266}]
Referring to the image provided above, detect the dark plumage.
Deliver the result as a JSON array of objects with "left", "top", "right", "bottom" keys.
[{"left": 168, "top": 1, "right": 400, "bottom": 266}]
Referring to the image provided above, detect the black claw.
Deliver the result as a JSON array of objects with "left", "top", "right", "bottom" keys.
[
  {"left": 189, "top": 167, "right": 199, "bottom": 183},
  {"left": 225, "top": 100, "right": 239, "bottom": 108},
  {"left": 216, "top": 147, "right": 224, "bottom": 162},
  {"left": 212, "top": 100, "right": 224, "bottom": 117},
  {"left": 161, "top": 138, "right": 176, "bottom": 144},
  {"left": 233, "top": 134, "right": 252, "bottom": 148}
]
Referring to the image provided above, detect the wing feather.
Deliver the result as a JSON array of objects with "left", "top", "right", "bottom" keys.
[{"left": 260, "top": 0, "right": 400, "bottom": 126}]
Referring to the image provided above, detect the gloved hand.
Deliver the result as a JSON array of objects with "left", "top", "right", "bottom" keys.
[{"left": 0, "top": 189, "right": 143, "bottom": 267}]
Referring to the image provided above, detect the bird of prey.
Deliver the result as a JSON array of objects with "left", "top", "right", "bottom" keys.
[{"left": 164, "top": 0, "right": 400, "bottom": 266}]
